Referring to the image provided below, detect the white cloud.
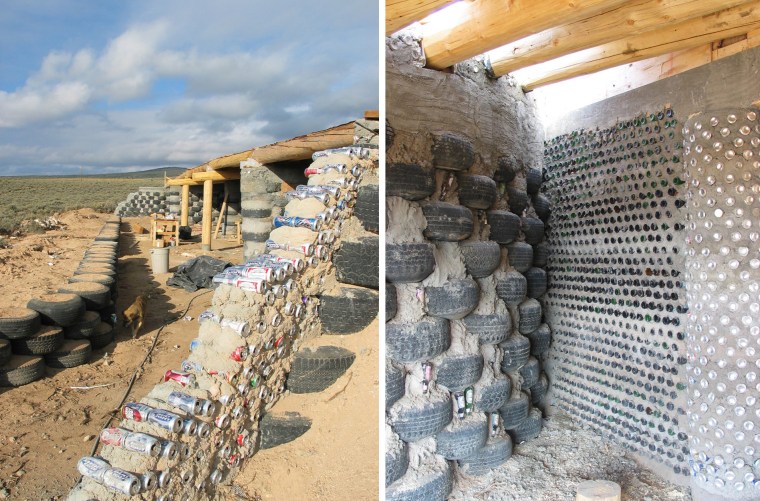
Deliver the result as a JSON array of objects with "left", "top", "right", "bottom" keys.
[{"left": 0, "top": 81, "right": 91, "bottom": 127}]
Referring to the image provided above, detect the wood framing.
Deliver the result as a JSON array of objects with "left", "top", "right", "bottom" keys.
[
  {"left": 386, "top": 0, "right": 457, "bottom": 35},
  {"left": 191, "top": 170, "right": 241, "bottom": 182},
  {"left": 201, "top": 179, "right": 213, "bottom": 251},
  {"left": 180, "top": 184, "right": 190, "bottom": 227}
]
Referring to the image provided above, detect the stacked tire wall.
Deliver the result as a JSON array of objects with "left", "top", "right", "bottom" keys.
[
  {"left": 115, "top": 188, "right": 168, "bottom": 217},
  {"left": 67, "top": 140, "right": 379, "bottom": 500}
]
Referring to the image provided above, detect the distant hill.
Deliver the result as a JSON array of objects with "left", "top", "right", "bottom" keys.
[{"left": 63, "top": 167, "right": 187, "bottom": 178}]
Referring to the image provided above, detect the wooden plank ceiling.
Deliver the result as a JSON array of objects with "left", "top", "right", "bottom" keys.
[{"left": 387, "top": 0, "right": 760, "bottom": 90}]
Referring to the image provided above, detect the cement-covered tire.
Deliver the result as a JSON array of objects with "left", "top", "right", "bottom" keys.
[
  {"left": 319, "top": 287, "right": 378, "bottom": 334},
  {"left": 333, "top": 236, "right": 379, "bottom": 289},
  {"left": 58, "top": 282, "right": 110, "bottom": 310},
  {"left": 530, "top": 373, "right": 549, "bottom": 404},
  {"left": 510, "top": 408, "right": 542, "bottom": 443},
  {"left": 463, "top": 313, "right": 510, "bottom": 345},
  {"left": 533, "top": 194, "right": 551, "bottom": 222},
  {"left": 64, "top": 311, "right": 101, "bottom": 339},
  {"left": 386, "top": 361, "right": 405, "bottom": 409},
  {"left": 519, "top": 357, "right": 540, "bottom": 388},
  {"left": 533, "top": 242, "right": 549, "bottom": 268},
  {"left": 499, "top": 334, "right": 531, "bottom": 373},
  {"left": 457, "top": 175, "right": 497, "bottom": 209},
  {"left": 386, "top": 283, "right": 397, "bottom": 322},
  {"left": 386, "top": 431, "right": 409, "bottom": 487},
  {"left": 389, "top": 393, "right": 452, "bottom": 442},
  {"left": 526, "top": 323, "right": 552, "bottom": 355},
  {"left": 459, "top": 241, "right": 500, "bottom": 278},
  {"left": 525, "top": 267, "right": 547, "bottom": 298},
  {"left": 354, "top": 184, "right": 379, "bottom": 233},
  {"left": 0, "top": 339, "right": 10, "bottom": 366},
  {"left": 69, "top": 274, "right": 115, "bottom": 295},
  {"left": 435, "top": 415, "right": 488, "bottom": 459},
  {"left": 386, "top": 317, "right": 450, "bottom": 364},
  {"left": 75, "top": 266, "right": 116, "bottom": 277},
  {"left": 387, "top": 163, "right": 435, "bottom": 201},
  {"left": 435, "top": 354, "right": 484, "bottom": 392},
  {"left": 495, "top": 157, "right": 517, "bottom": 183},
  {"left": 476, "top": 377, "right": 511, "bottom": 413},
  {"left": 44, "top": 340, "right": 92, "bottom": 368},
  {"left": 259, "top": 412, "right": 312, "bottom": 450},
  {"left": 487, "top": 210, "right": 520, "bottom": 244},
  {"left": 499, "top": 391, "right": 530, "bottom": 430},
  {"left": 507, "top": 187, "right": 529, "bottom": 215},
  {"left": 421, "top": 202, "right": 473, "bottom": 241},
  {"left": 521, "top": 217, "right": 545, "bottom": 245},
  {"left": 286, "top": 346, "right": 355, "bottom": 394},
  {"left": 526, "top": 167, "right": 543, "bottom": 195},
  {"left": 495, "top": 271, "right": 527, "bottom": 306},
  {"left": 0, "top": 355, "right": 45, "bottom": 387},
  {"left": 0, "top": 307, "right": 41, "bottom": 339},
  {"left": 518, "top": 299, "right": 542, "bottom": 334},
  {"left": 425, "top": 278, "right": 479, "bottom": 320},
  {"left": 89, "top": 323, "right": 114, "bottom": 349},
  {"left": 386, "top": 243, "right": 435, "bottom": 283},
  {"left": 386, "top": 461, "right": 453, "bottom": 501},
  {"left": 507, "top": 242, "right": 533, "bottom": 272},
  {"left": 27, "top": 294, "right": 85, "bottom": 327},
  {"left": 11, "top": 326, "right": 64, "bottom": 355},
  {"left": 457, "top": 436, "right": 513, "bottom": 476},
  {"left": 432, "top": 133, "right": 474, "bottom": 172}
]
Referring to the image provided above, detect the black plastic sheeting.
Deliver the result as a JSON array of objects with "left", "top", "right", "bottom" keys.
[{"left": 167, "top": 256, "right": 231, "bottom": 292}]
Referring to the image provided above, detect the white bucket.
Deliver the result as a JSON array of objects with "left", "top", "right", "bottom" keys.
[{"left": 150, "top": 247, "right": 170, "bottom": 274}]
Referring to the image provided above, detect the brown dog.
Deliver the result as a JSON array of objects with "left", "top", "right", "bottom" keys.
[{"left": 122, "top": 293, "right": 148, "bottom": 338}]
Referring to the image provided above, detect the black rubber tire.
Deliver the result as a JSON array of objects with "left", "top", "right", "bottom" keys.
[
  {"left": 333, "top": 236, "right": 379, "bottom": 289},
  {"left": 463, "top": 313, "right": 511, "bottom": 345},
  {"left": 0, "top": 307, "right": 41, "bottom": 339},
  {"left": 459, "top": 241, "right": 500, "bottom": 278},
  {"left": 0, "top": 355, "right": 45, "bottom": 387},
  {"left": 0, "top": 339, "right": 10, "bottom": 366},
  {"left": 519, "top": 357, "right": 540, "bottom": 388},
  {"left": 386, "top": 361, "right": 405, "bottom": 410},
  {"left": 510, "top": 408, "right": 542, "bottom": 443},
  {"left": 98, "top": 301, "right": 117, "bottom": 325},
  {"left": 58, "top": 282, "right": 110, "bottom": 310},
  {"left": 259, "top": 412, "right": 312, "bottom": 450},
  {"left": 354, "top": 184, "right": 379, "bottom": 233},
  {"left": 44, "top": 340, "right": 92, "bottom": 368},
  {"left": 387, "top": 163, "right": 436, "bottom": 201},
  {"left": 386, "top": 317, "right": 450, "bottom": 364},
  {"left": 507, "top": 187, "right": 529, "bottom": 215},
  {"left": 386, "top": 432, "right": 409, "bottom": 487},
  {"left": 533, "top": 194, "right": 551, "bottom": 222},
  {"left": 435, "top": 416, "right": 489, "bottom": 459},
  {"left": 89, "top": 323, "right": 114, "bottom": 349},
  {"left": 526, "top": 323, "right": 552, "bottom": 355},
  {"left": 421, "top": 202, "right": 473, "bottom": 242},
  {"left": 530, "top": 373, "right": 549, "bottom": 404},
  {"left": 495, "top": 271, "right": 527, "bottom": 306},
  {"left": 389, "top": 393, "right": 452, "bottom": 442},
  {"left": 287, "top": 346, "right": 355, "bottom": 393},
  {"left": 499, "top": 391, "right": 530, "bottom": 430},
  {"left": 435, "top": 353, "right": 484, "bottom": 392},
  {"left": 524, "top": 267, "right": 547, "bottom": 299},
  {"left": 319, "top": 287, "right": 378, "bottom": 334},
  {"left": 386, "top": 283, "right": 397, "bottom": 322},
  {"left": 495, "top": 157, "right": 517, "bottom": 183},
  {"left": 425, "top": 278, "right": 479, "bottom": 320},
  {"left": 521, "top": 217, "right": 545, "bottom": 245},
  {"left": 386, "top": 242, "right": 435, "bottom": 283},
  {"left": 476, "top": 377, "right": 511, "bottom": 413},
  {"left": 507, "top": 242, "right": 533, "bottom": 272},
  {"left": 386, "top": 120, "right": 395, "bottom": 150},
  {"left": 457, "top": 175, "right": 497, "bottom": 209},
  {"left": 11, "top": 326, "right": 64, "bottom": 355},
  {"left": 533, "top": 242, "right": 549, "bottom": 268},
  {"left": 526, "top": 167, "right": 543, "bottom": 195},
  {"left": 27, "top": 294, "right": 85, "bottom": 327},
  {"left": 499, "top": 334, "right": 531, "bottom": 373},
  {"left": 386, "top": 461, "right": 453, "bottom": 501},
  {"left": 432, "top": 133, "right": 474, "bottom": 172},
  {"left": 64, "top": 311, "right": 101, "bottom": 339},
  {"left": 487, "top": 210, "right": 520, "bottom": 244},
  {"left": 518, "top": 299, "right": 542, "bottom": 334},
  {"left": 457, "top": 436, "right": 513, "bottom": 476}
]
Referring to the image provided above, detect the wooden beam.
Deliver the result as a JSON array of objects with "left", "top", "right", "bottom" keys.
[
  {"left": 180, "top": 184, "right": 190, "bottom": 227},
  {"left": 214, "top": 192, "right": 229, "bottom": 239},
  {"left": 364, "top": 109, "right": 380, "bottom": 119},
  {"left": 249, "top": 122, "right": 355, "bottom": 165},
  {"left": 422, "top": 0, "right": 631, "bottom": 70},
  {"left": 191, "top": 170, "right": 241, "bottom": 182},
  {"left": 386, "top": 0, "right": 458, "bottom": 35},
  {"left": 488, "top": 0, "right": 750, "bottom": 76},
  {"left": 165, "top": 178, "right": 200, "bottom": 187},
  {"left": 202, "top": 179, "right": 213, "bottom": 251},
  {"left": 518, "top": 1, "right": 760, "bottom": 90}
]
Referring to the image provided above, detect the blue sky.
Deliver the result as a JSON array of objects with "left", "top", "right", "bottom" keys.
[{"left": 0, "top": 1, "right": 379, "bottom": 175}]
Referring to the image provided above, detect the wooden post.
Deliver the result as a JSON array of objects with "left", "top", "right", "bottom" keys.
[
  {"left": 213, "top": 192, "right": 229, "bottom": 239},
  {"left": 180, "top": 184, "right": 190, "bottom": 227},
  {"left": 202, "top": 179, "right": 213, "bottom": 251}
]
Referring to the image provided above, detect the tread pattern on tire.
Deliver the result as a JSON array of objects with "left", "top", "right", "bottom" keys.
[
  {"left": 457, "top": 436, "right": 513, "bottom": 476},
  {"left": 354, "top": 184, "right": 379, "bottom": 233},
  {"left": 435, "top": 354, "right": 484, "bottom": 392},
  {"left": 386, "top": 242, "right": 435, "bottom": 283},
  {"left": 518, "top": 299, "right": 542, "bottom": 334},
  {"left": 459, "top": 241, "right": 500, "bottom": 278},
  {"left": 435, "top": 416, "right": 488, "bottom": 459},
  {"left": 286, "top": 346, "right": 356, "bottom": 394},
  {"left": 421, "top": 202, "right": 474, "bottom": 242},
  {"left": 495, "top": 272, "right": 527, "bottom": 306},
  {"left": 386, "top": 317, "right": 450, "bottom": 364},
  {"left": 507, "top": 242, "right": 533, "bottom": 272},
  {"left": 524, "top": 267, "right": 547, "bottom": 298},
  {"left": 11, "top": 326, "right": 64, "bottom": 355},
  {"left": 387, "top": 163, "right": 436, "bottom": 201},
  {"left": 386, "top": 283, "right": 398, "bottom": 322},
  {"left": 521, "top": 217, "right": 545, "bottom": 245},
  {"left": 457, "top": 175, "right": 497, "bottom": 209},
  {"left": 499, "top": 334, "right": 531, "bottom": 373},
  {"left": 259, "top": 411, "right": 312, "bottom": 450},
  {"left": 462, "top": 313, "right": 511, "bottom": 345},
  {"left": 507, "top": 188, "right": 529, "bottom": 215},
  {"left": 319, "top": 287, "right": 378, "bottom": 334},
  {"left": 44, "top": 340, "right": 92, "bottom": 368},
  {"left": 0, "top": 308, "right": 41, "bottom": 339},
  {"left": 425, "top": 278, "right": 479, "bottom": 320},
  {"left": 510, "top": 408, "right": 542, "bottom": 443},
  {"left": 386, "top": 432, "right": 409, "bottom": 487},
  {"left": 476, "top": 377, "right": 511, "bottom": 413},
  {"left": 487, "top": 210, "right": 520, "bottom": 244},
  {"left": 27, "top": 294, "right": 85, "bottom": 327},
  {"left": 389, "top": 394, "right": 453, "bottom": 442},
  {"left": 386, "top": 461, "right": 453, "bottom": 501},
  {"left": 333, "top": 236, "right": 379, "bottom": 289},
  {"left": 0, "top": 355, "right": 45, "bottom": 387},
  {"left": 432, "top": 133, "right": 474, "bottom": 172},
  {"left": 386, "top": 361, "right": 405, "bottom": 409}
]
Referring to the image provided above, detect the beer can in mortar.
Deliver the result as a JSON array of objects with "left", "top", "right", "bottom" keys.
[
  {"left": 283, "top": 301, "right": 295, "bottom": 316},
  {"left": 455, "top": 393, "right": 466, "bottom": 419},
  {"left": 464, "top": 387, "right": 474, "bottom": 415},
  {"left": 421, "top": 362, "right": 432, "bottom": 394},
  {"left": 168, "top": 391, "right": 202, "bottom": 415},
  {"left": 201, "top": 399, "right": 216, "bottom": 417},
  {"left": 228, "top": 454, "right": 241, "bottom": 467},
  {"left": 273, "top": 216, "right": 322, "bottom": 231},
  {"left": 218, "top": 394, "right": 234, "bottom": 406},
  {"left": 215, "top": 414, "right": 230, "bottom": 429},
  {"left": 220, "top": 444, "right": 232, "bottom": 458},
  {"left": 264, "top": 290, "right": 276, "bottom": 305},
  {"left": 220, "top": 318, "right": 251, "bottom": 337},
  {"left": 164, "top": 370, "right": 196, "bottom": 387},
  {"left": 299, "top": 242, "right": 314, "bottom": 256},
  {"left": 99, "top": 427, "right": 129, "bottom": 448},
  {"left": 350, "top": 164, "right": 362, "bottom": 177},
  {"left": 236, "top": 433, "right": 248, "bottom": 446},
  {"left": 141, "top": 470, "right": 157, "bottom": 491},
  {"left": 297, "top": 183, "right": 340, "bottom": 197},
  {"left": 124, "top": 432, "right": 161, "bottom": 457},
  {"left": 102, "top": 468, "right": 141, "bottom": 496},
  {"left": 195, "top": 480, "right": 207, "bottom": 492},
  {"left": 233, "top": 277, "right": 269, "bottom": 293},
  {"left": 122, "top": 402, "right": 153, "bottom": 422},
  {"left": 181, "top": 418, "right": 197, "bottom": 436},
  {"left": 209, "top": 469, "right": 223, "bottom": 484},
  {"left": 238, "top": 266, "right": 276, "bottom": 282},
  {"left": 230, "top": 345, "right": 248, "bottom": 362},
  {"left": 196, "top": 421, "right": 211, "bottom": 438},
  {"left": 157, "top": 470, "right": 171, "bottom": 488},
  {"left": 490, "top": 413, "right": 500, "bottom": 437},
  {"left": 237, "top": 383, "right": 249, "bottom": 396},
  {"left": 77, "top": 456, "right": 110, "bottom": 482},
  {"left": 179, "top": 469, "right": 193, "bottom": 484},
  {"left": 147, "top": 408, "right": 183, "bottom": 433},
  {"left": 271, "top": 313, "right": 282, "bottom": 327},
  {"left": 307, "top": 256, "right": 319, "bottom": 268},
  {"left": 159, "top": 440, "right": 177, "bottom": 460},
  {"left": 178, "top": 443, "right": 191, "bottom": 460},
  {"left": 231, "top": 406, "right": 245, "bottom": 419},
  {"left": 189, "top": 338, "right": 201, "bottom": 351},
  {"left": 181, "top": 359, "right": 203, "bottom": 373}
]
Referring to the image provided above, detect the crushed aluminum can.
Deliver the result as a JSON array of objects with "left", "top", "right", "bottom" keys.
[
  {"left": 264, "top": 290, "right": 277, "bottom": 305},
  {"left": 181, "top": 359, "right": 203, "bottom": 373},
  {"left": 196, "top": 421, "right": 211, "bottom": 438},
  {"left": 271, "top": 313, "right": 283, "bottom": 327},
  {"left": 198, "top": 310, "right": 221, "bottom": 324},
  {"left": 164, "top": 370, "right": 196, "bottom": 388},
  {"left": 168, "top": 391, "right": 202, "bottom": 415},
  {"left": 147, "top": 408, "right": 183, "bottom": 433},
  {"left": 249, "top": 375, "right": 259, "bottom": 388},
  {"left": 237, "top": 383, "right": 249, "bottom": 396},
  {"left": 273, "top": 216, "right": 322, "bottom": 232},
  {"left": 182, "top": 418, "right": 198, "bottom": 436},
  {"left": 220, "top": 444, "right": 232, "bottom": 458},
  {"left": 159, "top": 440, "right": 177, "bottom": 460},
  {"left": 157, "top": 470, "right": 171, "bottom": 489},
  {"left": 179, "top": 470, "right": 193, "bottom": 484},
  {"left": 209, "top": 469, "right": 223, "bottom": 484},
  {"left": 236, "top": 433, "right": 248, "bottom": 446},
  {"left": 102, "top": 468, "right": 141, "bottom": 496},
  {"left": 296, "top": 184, "right": 340, "bottom": 198},
  {"left": 304, "top": 163, "right": 346, "bottom": 176},
  {"left": 421, "top": 363, "right": 432, "bottom": 394},
  {"left": 295, "top": 304, "right": 304, "bottom": 318},
  {"left": 464, "top": 387, "right": 474, "bottom": 415},
  {"left": 201, "top": 399, "right": 216, "bottom": 417},
  {"left": 231, "top": 406, "right": 245, "bottom": 419},
  {"left": 122, "top": 402, "right": 153, "bottom": 422},
  {"left": 314, "top": 245, "right": 329, "bottom": 260},
  {"left": 189, "top": 339, "right": 201, "bottom": 351},
  {"left": 272, "top": 284, "right": 287, "bottom": 298},
  {"left": 274, "top": 336, "right": 285, "bottom": 348},
  {"left": 255, "top": 320, "right": 267, "bottom": 334},
  {"left": 350, "top": 164, "right": 362, "bottom": 177},
  {"left": 218, "top": 394, "right": 234, "bottom": 406},
  {"left": 77, "top": 456, "right": 110, "bottom": 482},
  {"left": 141, "top": 471, "right": 158, "bottom": 491},
  {"left": 283, "top": 301, "right": 295, "bottom": 316},
  {"left": 230, "top": 345, "right": 248, "bottom": 362},
  {"left": 455, "top": 393, "right": 466, "bottom": 420},
  {"left": 228, "top": 454, "right": 241, "bottom": 467},
  {"left": 195, "top": 480, "right": 206, "bottom": 492},
  {"left": 285, "top": 189, "right": 331, "bottom": 205},
  {"left": 220, "top": 318, "right": 251, "bottom": 337},
  {"left": 215, "top": 414, "right": 231, "bottom": 429}
]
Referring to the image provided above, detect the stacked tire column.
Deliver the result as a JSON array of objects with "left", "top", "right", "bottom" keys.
[{"left": 240, "top": 165, "right": 287, "bottom": 259}]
